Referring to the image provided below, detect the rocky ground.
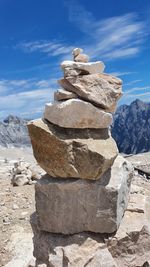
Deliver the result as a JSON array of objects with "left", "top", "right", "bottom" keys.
[
  {"left": 0, "top": 147, "right": 42, "bottom": 267},
  {"left": 0, "top": 148, "right": 150, "bottom": 267}
]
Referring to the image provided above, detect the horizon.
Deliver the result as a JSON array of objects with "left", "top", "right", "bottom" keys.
[{"left": 0, "top": 0, "right": 150, "bottom": 119}]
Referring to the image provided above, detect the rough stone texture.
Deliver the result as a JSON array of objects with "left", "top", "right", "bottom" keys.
[
  {"left": 32, "top": 219, "right": 117, "bottom": 267},
  {"left": 61, "top": 60, "right": 105, "bottom": 76},
  {"left": 107, "top": 177, "right": 150, "bottom": 267},
  {"left": 54, "top": 89, "right": 77, "bottom": 101},
  {"left": 72, "top": 47, "right": 83, "bottom": 57},
  {"left": 27, "top": 118, "right": 118, "bottom": 180},
  {"left": 44, "top": 99, "right": 113, "bottom": 129},
  {"left": 74, "top": 53, "right": 89, "bottom": 63},
  {"left": 59, "top": 73, "right": 122, "bottom": 112},
  {"left": 127, "top": 152, "right": 150, "bottom": 177},
  {"left": 35, "top": 155, "right": 133, "bottom": 234}
]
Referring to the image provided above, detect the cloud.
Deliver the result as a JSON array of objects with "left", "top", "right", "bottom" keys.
[
  {"left": 65, "top": 1, "right": 148, "bottom": 61},
  {"left": 124, "top": 79, "right": 142, "bottom": 86},
  {"left": 109, "top": 71, "right": 136, "bottom": 77},
  {"left": 17, "top": 40, "right": 74, "bottom": 58},
  {"left": 124, "top": 86, "right": 150, "bottom": 95},
  {"left": 0, "top": 78, "right": 57, "bottom": 119}
]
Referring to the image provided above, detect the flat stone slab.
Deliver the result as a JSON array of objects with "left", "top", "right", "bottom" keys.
[
  {"left": 35, "top": 155, "right": 133, "bottom": 234},
  {"left": 54, "top": 89, "right": 77, "bottom": 101},
  {"left": 61, "top": 60, "right": 105, "bottom": 77},
  {"left": 27, "top": 119, "right": 118, "bottom": 180},
  {"left": 44, "top": 99, "right": 113, "bottom": 129},
  {"left": 58, "top": 73, "right": 122, "bottom": 112}
]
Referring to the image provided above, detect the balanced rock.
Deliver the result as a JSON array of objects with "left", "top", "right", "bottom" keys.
[
  {"left": 54, "top": 89, "right": 77, "bottom": 101},
  {"left": 72, "top": 47, "right": 83, "bottom": 57},
  {"left": 59, "top": 73, "right": 122, "bottom": 112},
  {"left": 35, "top": 155, "right": 133, "bottom": 234},
  {"left": 61, "top": 60, "right": 105, "bottom": 77},
  {"left": 27, "top": 118, "right": 118, "bottom": 180},
  {"left": 44, "top": 99, "right": 113, "bottom": 129},
  {"left": 74, "top": 53, "right": 89, "bottom": 63}
]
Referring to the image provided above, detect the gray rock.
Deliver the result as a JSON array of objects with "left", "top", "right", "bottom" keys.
[
  {"left": 107, "top": 181, "right": 150, "bottom": 267},
  {"left": 59, "top": 73, "right": 122, "bottom": 113},
  {"left": 44, "top": 99, "right": 113, "bottom": 129},
  {"left": 54, "top": 89, "right": 77, "bottom": 101},
  {"left": 61, "top": 60, "right": 105, "bottom": 77},
  {"left": 35, "top": 155, "right": 133, "bottom": 234},
  {"left": 28, "top": 118, "right": 118, "bottom": 180},
  {"left": 32, "top": 220, "right": 117, "bottom": 267}
]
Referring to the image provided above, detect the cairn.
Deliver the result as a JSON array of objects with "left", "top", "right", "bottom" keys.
[{"left": 28, "top": 48, "right": 133, "bottom": 266}]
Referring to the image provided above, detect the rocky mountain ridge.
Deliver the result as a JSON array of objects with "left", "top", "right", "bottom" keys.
[
  {"left": 112, "top": 99, "right": 150, "bottom": 154},
  {"left": 0, "top": 99, "right": 150, "bottom": 155}
]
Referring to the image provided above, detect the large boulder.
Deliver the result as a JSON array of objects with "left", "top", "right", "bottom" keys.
[
  {"left": 35, "top": 155, "right": 133, "bottom": 234},
  {"left": 58, "top": 73, "right": 122, "bottom": 112},
  {"left": 27, "top": 119, "right": 118, "bottom": 180},
  {"left": 61, "top": 60, "right": 105, "bottom": 77},
  {"left": 44, "top": 99, "right": 113, "bottom": 129}
]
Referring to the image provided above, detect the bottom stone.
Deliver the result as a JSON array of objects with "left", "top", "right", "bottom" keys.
[
  {"left": 32, "top": 218, "right": 117, "bottom": 267},
  {"left": 35, "top": 155, "right": 133, "bottom": 234}
]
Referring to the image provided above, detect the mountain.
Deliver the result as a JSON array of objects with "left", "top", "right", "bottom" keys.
[
  {"left": 0, "top": 99, "right": 150, "bottom": 154},
  {"left": 0, "top": 115, "right": 31, "bottom": 147},
  {"left": 112, "top": 99, "right": 150, "bottom": 154}
]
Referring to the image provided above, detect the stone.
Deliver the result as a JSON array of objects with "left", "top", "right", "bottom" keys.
[
  {"left": 61, "top": 60, "right": 105, "bottom": 76},
  {"left": 54, "top": 89, "right": 77, "bottom": 101},
  {"left": 59, "top": 73, "right": 122, "bottom": 112},
  {"left": 72, "top": 47, "right": 83, "bottom": 57},
  {"left": 27, "top": 118, "right": 118, "bottom": 180},
  {"left": 74, "top": 53, "right": 89, "bottom": 63},
  {"left": 127, "top": 152, "right": 150, "bottom": 176},
  {"left": 12, "top": 174, "right": 29, "bottom": 186},
  {"left": 35, "top": 155, "right": 133, "bottom": 234},
  {"left": 32, "top": 220, "right": 117, "bottom": 267},
  {"left": 44, "top": 99, "right": 113, "bottom": 129},
  {"left": 107, "top": 180, "right": 150, "bottom": 267}
]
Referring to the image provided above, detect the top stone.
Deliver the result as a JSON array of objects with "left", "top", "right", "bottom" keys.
[
  {"left": 72, "top": 48, "right": 89, "bottom": 63},
  {"left": 72, "top": 48, "right": 83, "bottom": 57}
]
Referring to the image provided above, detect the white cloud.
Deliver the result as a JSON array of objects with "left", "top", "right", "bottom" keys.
[
  {"left": 66, "top": 1, "right": 148, "bottom": 61},
  {"left": 0, "top": 78, "right": 57, "bottom": 119},
  {"left": 109, "top": 71, "right": 136, "bottom": 77},
  {"left": 17, "top": 40, "right": 74, "bottom": 58},
  {"left": 124, "top": 79, "right": 142, "bottom": 86},
  {"left": 124, "top": 86, "right": 150, "bottom": 95}
]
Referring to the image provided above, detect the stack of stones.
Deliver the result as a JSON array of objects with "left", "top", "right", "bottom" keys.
[{"left": 28, "top": 48, "right": 133, "bottom": 264}]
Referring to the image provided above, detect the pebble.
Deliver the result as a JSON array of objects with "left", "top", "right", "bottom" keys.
[{"left": 12, "top": 203, "right": 19, "bottom": 210}]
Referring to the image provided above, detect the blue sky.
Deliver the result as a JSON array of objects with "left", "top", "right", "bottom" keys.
[{"left": 0, "top": 0, "right": 150, "bottom": 119}]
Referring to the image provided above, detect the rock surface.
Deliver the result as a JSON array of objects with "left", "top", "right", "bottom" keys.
[
  {"left": 27, "top": 118, "right": 118, "bottom": 180},
  {"left": 74, "top": 53, "right": 89, "bottom": 63},
  {"left": 127, "top": 152, "right": 150, "bottom": 177},
  {"left": 54, "top": 89, "right": 77, "bottom": 101},
  {"left": 35, "top": 155, "right": 133, "bottom": 234},
  {"left": 0, "top": 115, "right": 30, "bottom": 148},
  {"left": 44, "top": 99, "right": 113, "bottom": 129},
  {"left": 107, "top": 177, "right": 150, "bottom": 267},
  {"left": 59, "top": 73, "right": 122, "bottom": 112},
  {"left": 112, "top": 99, "right": 150, "bottom": 154},
  {"left": 61, "top": 61, "right": 105, "bottom": 76},
  {"left": 32, "top": 223, "right": 117, "bottom": 267}
]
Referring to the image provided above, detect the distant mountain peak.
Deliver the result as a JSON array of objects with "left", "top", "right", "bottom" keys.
[
  {"left": 3, "top": 115, "right": 26, "bottom": 124},
  {"left": 112, "top": 99, "right": 150, "bottom": 154}
]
